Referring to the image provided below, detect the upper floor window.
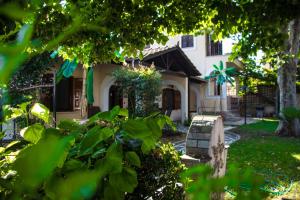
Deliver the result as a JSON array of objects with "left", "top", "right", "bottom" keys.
[
  {"left": 144, "top": 44, "right": 150, "bottom": 49},
  {"left": 181, "top": 35, "right": 194, "bottom": 48},
  {"left": 206, "top": 35, "right": 222, "bottom": 56}
]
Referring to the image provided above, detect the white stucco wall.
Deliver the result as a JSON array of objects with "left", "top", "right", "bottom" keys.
[{"left": 151, "top": 35, "right": 232, "bottom": 112}]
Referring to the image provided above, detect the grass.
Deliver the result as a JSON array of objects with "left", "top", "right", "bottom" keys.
[
  {"left": 232, "top": 119, "right": 279, "bottom": 136},
  {"left": 227, "top": 119, "right": 300, "bottom": 199}
]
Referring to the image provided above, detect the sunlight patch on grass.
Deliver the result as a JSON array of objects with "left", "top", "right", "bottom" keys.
[
  {"left": 292, "top": 154, "right": 300, "bottom": 161},
  {"left": 228, "top": 118, "right": 300, "bottom": 199},
  {"left": 234, "top": 119, "right": 279, "bottom": 135}
]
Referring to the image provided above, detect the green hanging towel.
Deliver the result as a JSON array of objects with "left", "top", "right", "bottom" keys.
[
  {"left": 56, "top": 59, "right": 70, "bottom": 83},
  {"left": 63, "top": 58, "right": 78, "bottom": 78},
  {"left": 86, "top": 67, "right": 94, "bottom": 104}
]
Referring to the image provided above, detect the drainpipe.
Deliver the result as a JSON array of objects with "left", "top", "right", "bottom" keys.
[
  {"left": 188, "top": 76, "right": 190, "bottom": 120},
  {"left": 53, "top": 70, "right": 57, "bottom": 127},
  {"left": 244, "top": 74, "right": 247, "bottom": 125}
]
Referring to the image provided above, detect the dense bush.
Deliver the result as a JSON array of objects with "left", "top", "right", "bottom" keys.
[
  {"left": 126, "top": 143, "right": 185, "bottom": 200},
  {"left": 112, "top": 64, "right": 161, "bottom": 118},
  {"left": 0, "top": 105, "right": 178, "bottom": 200}
]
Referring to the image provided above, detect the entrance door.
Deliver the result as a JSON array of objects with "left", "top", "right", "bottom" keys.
[
  {"left": 56, "top": 77, "right": 73, "bottom": 111},
  {"left": 109, "top": 85, "right": 123, "bottom": 110},
  {"left": 162, "top": 88, "right": 181, "bottom": 111},
  {"left": 162, "top": 88, "right": 174, "bottom": 111}
]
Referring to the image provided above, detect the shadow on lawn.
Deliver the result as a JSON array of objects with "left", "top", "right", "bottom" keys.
[{"left": 227, "top": 119, "right": 300, "bottom": 199}]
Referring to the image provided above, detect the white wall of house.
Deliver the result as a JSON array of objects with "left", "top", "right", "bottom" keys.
[{"left": 151, "top": 35, "right": 232, "bottom": 112}]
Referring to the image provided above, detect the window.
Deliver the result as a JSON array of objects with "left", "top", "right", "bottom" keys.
[
  {"left": 144, "top": 44, "right": 150, "bottom": 49},
  {"left": 40, "top": 74, "right": 82, "bottom": 111},
  {"left": 181, "top": 35, "right": 194, "bottom": 48},
  {"left": 208, "top": 78, "right": 221, "bottom": 96},
  {"left": 206, "top": 34, "right": 223, "bottom": 56}
]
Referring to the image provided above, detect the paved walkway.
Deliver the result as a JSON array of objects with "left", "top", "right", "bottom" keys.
[{"left": 172, "top": 128, "right": 240, "bottom": 153}]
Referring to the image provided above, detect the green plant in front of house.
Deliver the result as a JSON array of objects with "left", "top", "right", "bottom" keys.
[
  {"left": 0, "top": 105, "right": 178, "bottom": 199},
  {"left": 205, "top": 61, "right": 236, "bottom": 113},
  {"left": 126, "top": 143, "right": 186, "bottom": 200},
  {"left": 112, "top": 64, "right": 161, "bottom": 118}
]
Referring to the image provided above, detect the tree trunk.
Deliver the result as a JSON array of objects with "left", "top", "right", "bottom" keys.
[
  {"left": 81, "top": 67, "right": 87, "bottom": 118},
  {"left": 276, "top": 18, "right": 300, "bottom": 137}
]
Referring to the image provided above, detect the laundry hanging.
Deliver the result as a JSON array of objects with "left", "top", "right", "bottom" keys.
[
  {"left": 86, "top": 66, "right": 94, "bottom": 104},
  {"left": 54, "top": 58, "right": 78, "bottom": 82}
]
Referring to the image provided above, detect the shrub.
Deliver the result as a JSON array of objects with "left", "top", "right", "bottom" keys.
[
  {"left": 0, "top": 105, "right": 178, "bottom": 200},
  {"left": 112, "top": 64, "right": 161, "bottom": 118},
  {"left": 126, "top": 143, "right": 186, "bottom": 200},
  {"left": 281, "top": 107, "right": 300, "bottom": 121}
]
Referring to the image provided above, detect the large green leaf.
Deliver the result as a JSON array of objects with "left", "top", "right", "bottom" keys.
[
  {"left": 0, "top": 24, "right": 32, "bottom": 84},
  {"left": 109, "top": 167, "right": 138, "bottom": 193},
  {"left": 45, "top": 170, "right": 101, "bottom": 200},
  {"left": 93, "top": 105, "right": 121, "bottom": 122},
  {"left": 20, "top": 123, "right": 45, "bottom": 144},
  {"left": 123, "top": 119, "right": 156, "bottom": 153},
  {"left": 225, "top": 67, "right": 236, "bottom": 75},
  {"left": 125, "top": 151, "right": 141, "bottom": 167},
  {"left": 118, "top": 108, "right": 128, "bottom": 117},
  {"left": 213, "top": 64, "right": 219, "bottom": 71},
  {"left": 103, "top": 184, "right": 124, "bottom": 200},
  {"left": 146, "top": 117, "right": 162, "bottom": 139},
  {"left": 79, "top": 126, "right": 114, "bottom": 155},
  {"left": 103, "top": 142, "right": 123, "bottom": 174},
  {"left": 13, "top": 130, "right": 74, "bottom": 190},
  {"left": 58, "top": 119, "right": 82, "bottom": 132},
  {"left": 219, "top": 60, "right": 224, "bottom": 70},
  {"left": 30, "top": 103, "right": 50, "bottom": 123}
]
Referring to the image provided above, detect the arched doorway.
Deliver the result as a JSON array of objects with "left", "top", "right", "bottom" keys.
[
  {"left": 162, "top": 88, "right": 181, "bottom": 112},
  {"left": 109, "top": 85, "right": 123, "bottom": 110},
  {"left": 190, "top": 84, "right": 201, "bottom": 113},
  {"left": 161, "top": 80, "right": 187, "bottom": 122},
  {"left": 162, "top": 86, "right": 182, "bottom": 122}
]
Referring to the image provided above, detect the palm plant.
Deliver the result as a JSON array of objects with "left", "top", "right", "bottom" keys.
[{"left": 205, "top": 61, "right": 236, "bottom": 114}]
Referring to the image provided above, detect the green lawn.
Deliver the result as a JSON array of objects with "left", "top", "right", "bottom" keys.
[
  {"left": 227, "top": 119, "right": 300, "bottom": 199},
  {"left": 233, "top": 119, "right": 279, "bottom": 136}
]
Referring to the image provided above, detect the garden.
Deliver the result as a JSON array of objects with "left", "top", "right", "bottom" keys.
[
  {"left": 1, "top": 1, "right": 300, "bottom": 200},
  {"left": 228, "top": 119, "right": 300, "bottom": 199}
]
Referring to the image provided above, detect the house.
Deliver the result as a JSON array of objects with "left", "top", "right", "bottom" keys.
[
  {"left": 150, "top": 35, "right": 242, "bottom": 114},
  {"left": 44, "top": 34, "right": 241, "bottom": 123}
]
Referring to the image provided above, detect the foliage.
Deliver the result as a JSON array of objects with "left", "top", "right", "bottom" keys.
[
  {"left": 236, "top": 57, "right": 277, "bottom": 95},
  {"left": 126, "top": 143, "right": 186, "bottom": 200},
  {"left": 112, "top": 64, "right": 161, "bottom": 118},
  {"left": 205, "top": 60, "right": 236, "bottom": 112},
  {"left": 178, "top": 1, "right": 300, "bottom": 136},
  {"left": 205, "top": 61, "right": 236, "bottom": 86},
  {"left": 181, "top": 164, "right": 268, "bottom": 200},
  {"left": 281, "top": 107, "right": 300, "bottom": 122},
  {"left": 0, "top": 105, "right": 176, "bottom": 199},
  {"left": 2, "top": 101, "right": 50, "bottom": 127},
  {"left": 0, "top": 0, "right": 202, "bottom": 84},
  {"left": 228, "top": 123, "right": 300, "bottom": 199},
  {"left": 7, "top": 52, "right": 53, "bottom": 105}
]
